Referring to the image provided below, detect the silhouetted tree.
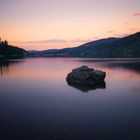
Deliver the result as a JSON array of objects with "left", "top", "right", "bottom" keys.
[
  {"left": 4, "top": 40, "right": 8, "bottom": 45},
  {"left": 1, "top": 41, "right": 5, "bottom": 45}
]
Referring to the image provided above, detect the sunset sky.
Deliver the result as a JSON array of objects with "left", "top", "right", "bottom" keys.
[{"left": 0, "top": 0, "right": 140, "bottom": 50}]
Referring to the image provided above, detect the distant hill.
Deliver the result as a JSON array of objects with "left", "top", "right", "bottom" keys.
[
  {"left": 28, "top": 32, "right": 140, "bottom": 58},
  {"left": 0, "top": 41, "right": 26, "bottom": 59},
  {"left": 81, "top": 32, "right": 140, "bottom": 58}
]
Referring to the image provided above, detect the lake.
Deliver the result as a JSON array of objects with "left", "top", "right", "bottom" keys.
[{"left": 0, "top": 58, "right": 140, "bottom": 140}]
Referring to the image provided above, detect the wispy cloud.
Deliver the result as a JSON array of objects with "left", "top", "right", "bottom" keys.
[
  {"left": 18, "top": 39, "right": 91, "bottom": 44},
  {"left": 133, "top": 12, "right": 140, "bottom": 16},
  {"left": 130, "top": 28, "right": 136, "bottom": 31},
  {"left": 124, "top": 22, "right": 128, "bottom": 25},
  {"left": 107, "top": 30, "right": 114, "bottom": 33},
  {"left": 114, "top": 33, "right": 129, "bottom": 38},
  {"left": 93, "top": 37, "right": 99, "bottom": 40}
]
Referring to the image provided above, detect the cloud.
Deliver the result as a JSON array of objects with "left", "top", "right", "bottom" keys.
[
  {"left": 107, "top": 30, "right": 114, "bottom": 33},
  {"left": 93, "top": 37, "right": 99, "bottom": 39},
  {"left": 130, "top": 28, "right": 136, "bottom": 31},
  {"left": 27, "top": 39, "right": 67, "bottom": 44},
  {"left": 70, "top": 39, "right": 91, "bottom": 43},
  {"left": 124, "top": 22, "right": 128, "bottom": 25},
  {"left": 114, "top": 33, "right": 129, "bottom": 38},
  {"left": 18, "top": 39, "right": 91, "bottom": 44},
  {"left": 133, "top": 12, "right": 140, "bottom": 16}
]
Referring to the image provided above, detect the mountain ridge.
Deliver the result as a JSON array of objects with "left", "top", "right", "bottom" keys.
[{"left": 28, "top": 32, "right": 140, "bottom": 58}]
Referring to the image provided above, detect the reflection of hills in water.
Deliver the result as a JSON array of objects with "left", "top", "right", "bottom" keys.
[
  {"left": 0, "top": 60, "right": 23, "bottom": 76},
  {"left": 104, "top": 61, "right": 140, "bottom": 73},
  {"left": 77, "top": 59, "right": 140, "bottom": 74},
  {"left": 67, "top": 81, "right": 106, "bottom": 92}
]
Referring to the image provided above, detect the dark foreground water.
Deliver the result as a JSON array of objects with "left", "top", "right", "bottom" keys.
[{"left": 0, "top": 58, "right": 140, "bottom": 140}]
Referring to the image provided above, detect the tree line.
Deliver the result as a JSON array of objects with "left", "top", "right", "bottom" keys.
[
  {"left": 0, "top": 38, "right": 8, "bottom": 46},
  {"left": 0, "top": 38, "right": 26, "bottom": 59}
]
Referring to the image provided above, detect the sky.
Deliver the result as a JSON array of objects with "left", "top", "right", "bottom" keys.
[{"left": 0, "top": 0, "right": 140, "bottom": 50}]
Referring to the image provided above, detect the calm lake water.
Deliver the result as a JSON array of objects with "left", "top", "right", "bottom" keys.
[{"left": 0, "top": 58, "right": 140, "bottom": 140}]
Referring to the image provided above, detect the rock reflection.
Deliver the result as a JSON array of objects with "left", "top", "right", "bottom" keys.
[{"left": 67, "top": 81, "right": 106, "bottom": 92}]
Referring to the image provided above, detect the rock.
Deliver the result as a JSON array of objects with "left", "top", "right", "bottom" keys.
[{"left": 66, "top": 65, "right": 106, "bottom": 86}]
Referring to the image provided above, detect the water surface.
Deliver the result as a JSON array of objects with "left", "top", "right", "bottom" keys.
[{"left": 0, "top": 58, "right": 140, "bottom": 140}]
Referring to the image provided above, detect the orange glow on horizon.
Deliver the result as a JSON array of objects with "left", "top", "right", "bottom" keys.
[{"left": 0, "top": 0, "right": 140, "bottom": 50}]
